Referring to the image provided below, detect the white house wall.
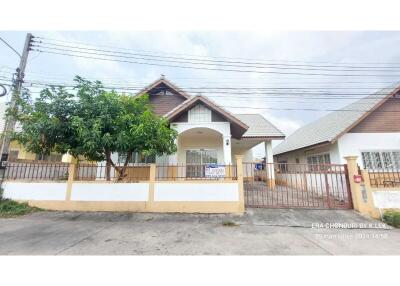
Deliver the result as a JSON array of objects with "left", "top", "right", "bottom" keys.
[
  {"left": 275, "top": 143, "right": 339, "bottom": 164},
  {"left": 177, "top": 135, "right": 224, "bottom": 164},
  {"left": 337, "top": 133, "right": 400, "bottom": 166}
]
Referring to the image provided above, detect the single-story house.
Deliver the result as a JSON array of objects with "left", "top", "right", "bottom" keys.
[
  {"left": 273, "top": 83, "right": 400, "bottom": 170},
  {"left": 1, "top": 77, "right": 285, "bottom": 169},
  {"left": 110, "top": 76, "right": 285, "bottom": 169}
]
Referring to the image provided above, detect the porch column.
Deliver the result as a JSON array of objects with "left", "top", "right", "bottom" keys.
[
  {"left": 264, "top": 140, "right": 275, "bottom": 187},
  {"left": 223, "top": 135, "right": 232, "bottom": 164}
]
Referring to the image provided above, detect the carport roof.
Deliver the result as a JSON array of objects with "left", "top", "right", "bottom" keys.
[{"left": 234, "top": 114, "right": 285, "bottom": 139}]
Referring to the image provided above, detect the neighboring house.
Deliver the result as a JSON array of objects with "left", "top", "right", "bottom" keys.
[
  {"left": 273, "top": 83, "right": 400, "bottom": 170},
  {"left": 110, "top": 76, "right": 285, "bottom": 168},
  {"left": 0, "top": 101, "right": 63, "bottom": 162}
]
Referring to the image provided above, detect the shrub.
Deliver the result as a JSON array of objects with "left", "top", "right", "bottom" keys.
[
  {"left": 222, "top": 220, "right": 238, "bottom": 227},
  {"left": 382, "top": 210, "right": 400, "bottom": 228},
  {"left": 0, "top": 199, "right": 42, "bottom": 217}
]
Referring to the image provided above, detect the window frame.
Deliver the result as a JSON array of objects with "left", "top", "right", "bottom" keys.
[
  {"left": 361, "top": 150, "right": 400, "bottom": 170},
  {"left": 306, "top": 153, "right": 331, "bottom": 172}
]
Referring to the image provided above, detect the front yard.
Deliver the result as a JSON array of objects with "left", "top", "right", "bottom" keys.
[{"left": 0, "top": 199, "right": 42, "bottom": 218}]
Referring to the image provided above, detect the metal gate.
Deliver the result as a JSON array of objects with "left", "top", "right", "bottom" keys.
[{"left": 243, "top": 162, "right": 353, "bottom": 209}]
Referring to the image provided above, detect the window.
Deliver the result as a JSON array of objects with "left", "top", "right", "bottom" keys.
[
  {"left": 117, "top": 152, "right": 156, "bottom": 164},
  {"left": 188, "top": 104, "right": 211, "bottom": 123},
  {"left": 361, "top": 151, "right": 400, "bottom": 170},
  {"left": 8, "top": 150, "right": 19, "bottom": 161},
  {"left": 307, "top": 153, "right": 331, "bottom": 171},
  {"left": 278, "top": 161, "right": 288, "bottom": 172},
  {"left": 156, "top": 90, "right": 174, "bottom": 96},
  {"left": 35, "top": 153, "right": 62, "bottom": 162}
]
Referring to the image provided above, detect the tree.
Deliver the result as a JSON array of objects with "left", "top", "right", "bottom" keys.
[{"left": 10, "top": 76, "right": 178, "bottom": 180}]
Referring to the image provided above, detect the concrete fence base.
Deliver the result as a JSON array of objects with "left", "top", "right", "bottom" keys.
[
  {"left": 344, "top": 156, "right": 400, "bottom": 219},
  {"left": 2, "top": 156, "right": 245, "bottom": 214}
]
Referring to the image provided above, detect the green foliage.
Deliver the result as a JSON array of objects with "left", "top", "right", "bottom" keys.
[
  {"left": 221, "top": 220, "right": 238, "bottom": 227},
  {"left": 382, "top": 210, "right": 400, "bottom": 228},
  {"left": 0, "top": 199, "right": 42, "bottom": 218},
  {"left": 9, "top": 76, "right": 178, "bottom": 179}
]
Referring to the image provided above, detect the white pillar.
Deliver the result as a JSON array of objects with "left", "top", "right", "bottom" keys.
[
  {"left": 264, "top": 140, "right": 275, "bottom": 186},
  {"left": 223, "top": 135, "right": 232, "bottom": 164},
  {"left": 264, "top": 140, "right": 274, "bottom": 164}
]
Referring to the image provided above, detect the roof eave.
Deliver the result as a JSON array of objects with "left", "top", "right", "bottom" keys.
[{"left": 274, "top": 140, "right": 332, "bottom": 156}]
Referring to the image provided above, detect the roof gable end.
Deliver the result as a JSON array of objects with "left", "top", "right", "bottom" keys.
[{"left": 134, "top": 77, "right": 191, "bottom": 99}]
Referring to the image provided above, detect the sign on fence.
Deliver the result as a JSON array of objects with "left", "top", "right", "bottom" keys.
[{"left": 205, "top": 164, "right": 226, "bottom": 178}]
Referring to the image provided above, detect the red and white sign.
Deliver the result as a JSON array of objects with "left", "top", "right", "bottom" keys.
[{"left": 353, "top": 175, "right": 362, "bottom": 183}]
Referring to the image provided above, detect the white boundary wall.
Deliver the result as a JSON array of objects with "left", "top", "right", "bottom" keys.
[
  {"left": 3, "top": 182, "right": 67, "bottom": 201},
  {"left": 2, "top": 181, "right": 240, "bottom": 203},
  {"left": 154, "top": 182, "right": 239, "bottom": 201},
  {"left": 70, "top": 183, "right": 149, "bottom": 201},
  {"left": 372, "top": 191, "right": 400, "bottom": 209}
]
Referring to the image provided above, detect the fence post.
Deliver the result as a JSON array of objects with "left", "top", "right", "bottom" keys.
[
  {"left": 66, "top": 158, "right": 78, "bottom": 201},
  {"left": 344, "top": 156, "right": 361, "bottom": 211},
  {"left": 147, "top": 163, "right": 156, "bottom": 211},
  {"left": 235, "top": 155, "right": 245, "bottom": 213},
  {"left": 360, "top": 169, "right": 381, "bottom": 219}
]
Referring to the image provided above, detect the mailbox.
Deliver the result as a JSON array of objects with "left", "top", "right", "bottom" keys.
[{"left": 353, "top": 175, "right": 362, "bottom": 183}]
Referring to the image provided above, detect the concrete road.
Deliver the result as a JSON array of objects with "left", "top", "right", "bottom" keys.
[{"left": 0, "top": 209, "right": 399, "bottom": 255}]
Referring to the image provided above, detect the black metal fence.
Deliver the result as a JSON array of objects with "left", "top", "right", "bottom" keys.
[
  {"left": 368, "top": 167, "right": 400, "bottom": 188},
  {"left": 156, "top": 164, "right": 237, "bottom": 180},
  {"left": 1, "top": 161, "right": 69, "bottom": 181},
  {"left": 76, "top": 163, "right": 150, "bottom": 182}
]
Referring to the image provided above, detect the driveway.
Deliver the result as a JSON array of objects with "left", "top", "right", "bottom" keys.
[{"left": 0, "top": 209, "right": 399, "bottom": 255}]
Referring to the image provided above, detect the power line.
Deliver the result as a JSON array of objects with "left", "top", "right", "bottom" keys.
[
  {"left": 15, "top": 81, "right": 400, "bottom": 105},
  {"left": 30, "top": 48, "right": 400, "bottom": 78},
  {"left": 21, "top": 80, "right": 395, "bottom": 97},
  {"left": 0, "top": 36, "right": 21, "bottom": 58},
  {"left": 20, "top": 78, "right": 399, "bottom": 97},
  {"left": 32, "top": 40, "right": 400, "bottom": 71},
  {"left": 34, "top": 35, "right": 400, "bottom": 66}
]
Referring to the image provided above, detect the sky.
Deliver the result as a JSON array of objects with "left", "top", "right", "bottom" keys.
[{"left": 1, "top": 31, "right": 400, "bottom": 158}]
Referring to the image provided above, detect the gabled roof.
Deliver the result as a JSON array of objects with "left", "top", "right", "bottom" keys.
[
  {"left": 273, "top": 83, "right": 400, "bottom": 155},
  {"left": 166, "top": 95, "right": 249, "bottom": 138},
  {"left": 166, "top": 95, "right": 249, "bottom": 129},
  {"left": 234, "top": 114, "right": 285, "bottom": 139},
  {"left": 134, "top": 76, "right": 191, "bottom": 99}
]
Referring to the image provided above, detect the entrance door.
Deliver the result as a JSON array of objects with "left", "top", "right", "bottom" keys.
[{"left": 186, "top": 149, "right": 217, "bottom": 178}]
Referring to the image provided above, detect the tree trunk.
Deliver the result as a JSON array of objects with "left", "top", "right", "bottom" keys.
[
  {"left": 116, "top": 151, "right": 132, "bottom": 181},
  {"left": 105, "top": 150, "right": 111, "bottom": 181}
]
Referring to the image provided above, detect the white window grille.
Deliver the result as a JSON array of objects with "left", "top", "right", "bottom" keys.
[
  {"left": 361, "top": 151, "right": 400, "bottom": 170},
  {"left": 188, "top": 104, "right": 211, "bottom": 123}
]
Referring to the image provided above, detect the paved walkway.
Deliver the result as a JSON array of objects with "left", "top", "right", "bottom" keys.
[{"left": 0, "top": 209, "right": 399, "bottom": 255}]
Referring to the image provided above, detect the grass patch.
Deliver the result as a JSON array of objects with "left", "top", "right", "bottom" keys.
[
  {"left": 221, "top": 220, "right": 238, "bottom": 227},
  {"left": 382, "top": 210, "right": 400, "bottom": 228},
  {"left": 0, "top": 199, "right": 42, "bottom": 218}
]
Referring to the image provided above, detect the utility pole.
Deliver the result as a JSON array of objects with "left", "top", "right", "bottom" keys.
[{"left": 0, "top": 33, "right": 33, "bottom": 162}]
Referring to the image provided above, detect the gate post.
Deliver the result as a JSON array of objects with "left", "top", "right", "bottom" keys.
[
  {"left": 344, "top": 156, "right": 361, "bottom": 211},
  {"left": 235, "top": 155, "right": 245, "bottom": 213},
  {"left": 147, "top": 163, "right": 156, "bottom": 211},
  {"left": 66, "top": 157, "right": 78, "bottom": 201}
]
